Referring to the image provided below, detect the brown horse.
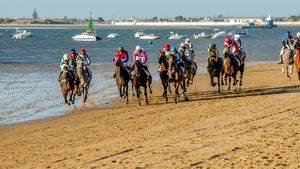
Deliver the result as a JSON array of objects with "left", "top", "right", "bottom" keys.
[
  {"left": 77, "top": 64, "right": 92, "bottom": 103},
  {"left": 132, "top": 60, "right": 150, "bottom": 106},
  {"left": 223, "top": 48, "right": 245, "bottom": 91},
  {"left": 293, "top": 41, "right": 300, "bottom": 80},
  {"left": 115, "top": 59, "right": 130, "bottom": 104},
  {"left": 207, "top": 57, "right": 222, "bottom": 92},
  {"left": 59, "top": 66, "right": 78, "bottom": 105},
  {"left": 167, "top": 54, "right": 188, "bottom": 103},
  {"left": 182, "top": 57, "right": 198, "bottom": 87}
]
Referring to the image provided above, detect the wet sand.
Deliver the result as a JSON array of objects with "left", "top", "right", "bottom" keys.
[{"left": 0, "top": 63, "right": 299, "bottom": 168}]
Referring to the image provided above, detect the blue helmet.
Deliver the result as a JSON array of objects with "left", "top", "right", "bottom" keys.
[
  {"left": 170, "top": 47, "right": 177, "bottom": 52},
  {"left": 285, "top": 31, "right": 291, "bottom": 36},
  {"left": 70, "top": 49, "right": 76, "bottom": 53}
]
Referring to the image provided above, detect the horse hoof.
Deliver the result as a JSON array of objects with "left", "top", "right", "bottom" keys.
[{"left": 184, "top": 97, "right": 189, "bottom": 101}]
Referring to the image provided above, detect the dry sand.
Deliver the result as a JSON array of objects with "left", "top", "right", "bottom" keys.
[{"left": 0, "top": 63, "right": 299, "bottom": 169}]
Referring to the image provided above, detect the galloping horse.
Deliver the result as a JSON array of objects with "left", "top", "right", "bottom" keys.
[
  {"left": 77, "top": 61, "right": 92, "bottom": 103},
  {"left": 223, "top": 48, "right": 245, "bottom": 91},
  {"left": 115, "top": 59, "right": 130, "bottom": 104},
  {"left": 59, "top": 65, "right": 78, "bottom": 105},
  {"left": 158, "top": 51, "right": 170, "bottom": 103},
  {"left": 181, "top": 56, "right": 197, "bottom": 87},
  {"left": 207, "top": 57, "right": 223, "bottom": 92},
  {"left": 167, "top": 54, "right": 188, "bottom": 103},
  {"left": 132, "top": 60, "right": 150, "bottom": 106}
]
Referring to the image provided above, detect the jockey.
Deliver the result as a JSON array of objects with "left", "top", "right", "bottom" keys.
[
  {"left": 170, "top": 46, "right": 184, "bottom": 75},
  {"left": 76, "top": 48, "right": 91, "bottom": 76},
  {"left": 133, "top": 45, "right": 151, "bottom": 78},
  {"left": 68, "top": 49, "right": 78, "bottom": 71},
  {"left": 184, "top": 38, "right": 195, "bottom": 60},
  {"left": 58, "top": 54, "right": 71, "bottom": 82},
  {"left": 113, "top": 46, "right": 130, "bottom": 78},
  {"left": 113, "top": 46, "right": 129, "bottom": 66},
  {"left": 178, "top": 42, "right": 191, "bottom": 61},
  {"left": 232, "top": 36, "right": 243, "bottom": 66},
  {"left": 223, "top": 35, "right": 232, "bottom": 58},
  {"left": 279, "top": 31, "right": 293, "bottom": 64},
  {"left": 162, "top": 43, "right": 171, "bottom": 57},
  {"left": 208, "top": 43, "right": 222, "bottom": 66}
]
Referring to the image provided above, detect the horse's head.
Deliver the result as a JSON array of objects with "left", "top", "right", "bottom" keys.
[
  {"left": 115, "top": 58, "right": 123, "bottom": 67},
  {"left": 133, "top": 60, "right": 142, "bottom": 77}
]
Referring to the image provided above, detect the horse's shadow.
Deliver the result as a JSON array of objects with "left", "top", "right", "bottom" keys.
[{"left": 149, "top": 85, "right": 300, "bottom": 106}]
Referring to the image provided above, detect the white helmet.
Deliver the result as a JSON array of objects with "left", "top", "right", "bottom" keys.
[
  {"left": 63, "top": 54, "right": 69, "bottom": 61},
  {"left": 135, "top": 45, "right": 142, "bottom": 51},
  {"left": 234, "top": 35, "right": 240, "bottom": 41},
  {"left": 297, "top": 32, "right": 300, "bottom": 38},
  {"left": 185, "top": 38, "right": 191, "bottom": 43}
]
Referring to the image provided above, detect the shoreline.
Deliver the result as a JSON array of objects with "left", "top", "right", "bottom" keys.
[
  {"left": 1, "top": 22, "right": 300, "bottom": 29},
  {"left": 0, "top": 63, "right": 299, "bottom": 168},
  {"left": 0, "top": 61, "right": 275, "bottom": 126}
]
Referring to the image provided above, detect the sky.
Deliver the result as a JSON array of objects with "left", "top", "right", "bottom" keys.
[{"left": 1, "top": 0, "right": 300, "bottom": 19}]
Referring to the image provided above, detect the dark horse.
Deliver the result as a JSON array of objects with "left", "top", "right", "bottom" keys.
[
  {"left": 167, "top": 54, "right": 188, "bottom": 103},
  {"left": 59, "top": 65, "right": 78, "bottom": 105},
  {"left": 179, "top": 52, "right": 197, "bottom": 87},
  {"left": 115, "top": 59, "right": 130, "bottom": 104},
  {"left": 77, "top": 62, "right": 92, "bottom": 103},
  {"left": 223, "top": 47, "right": 245, "bottom": 91},
  {"left": 158, "top": 51, "right": 170, "bottom": 103},
  {"left": 132, "top": 60, "right": 150, "bottom": 106},
  {"left": 207, "top": 57, "right": 223, "bottom": 92}
]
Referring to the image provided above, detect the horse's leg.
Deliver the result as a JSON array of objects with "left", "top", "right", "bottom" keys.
[
  {"left": 210, "top": 75, "right": 216, "bottom": 87},
  {"left": 136, "top": 85, "right": 141, "bottom": 106},
  {"left": 148, "top": 76, "right": 152, "bottom": 94},
  {"left": 164, "top": 82, "right": 168, "bottom": 103},
  {"left": 168, "top": 83, "right": 172, "bottom": 93},
  {"left": 131, "top": 79, "right": 135, "bottom": 96},
  {"left": 125, "top": 84, "right": 129, "bottom": 104},
  {"left": 224, "top": 74, "right": 228, "bottom": 86},
  {"left": 144, "top": 85, "right": 149, "bottom": 105},
  {"left": 228, "top": 76, "right": 231, "bottom": 91},
  {"left": 118, "top": 85, "right": 123, "bottom": 97},
  {"left": 217, "top": 76, "right": 221, "bottom": 93},
  {"left": 239, "top": 68, "right": 244, "bottom": 88},
  {"left": 174, "top": 83, "right": 179, "bottom": 104},
  {"left": 64, "top": 94, "right": 68, "bottom": 105}
]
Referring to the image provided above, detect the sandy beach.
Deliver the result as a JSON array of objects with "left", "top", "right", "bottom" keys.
[{"left": 0, "top": 63, "right": 299, "bottom": 168}]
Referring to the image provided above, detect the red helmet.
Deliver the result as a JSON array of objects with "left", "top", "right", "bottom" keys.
[
  {"left": 163, "top": 43, "right": 171, "bottom": 51},
  {"left": 224, "top": 35, "right": 232, "bottom": 44},
  {"left": 80, "top": 48, "right": 87, "bottom": 55}
]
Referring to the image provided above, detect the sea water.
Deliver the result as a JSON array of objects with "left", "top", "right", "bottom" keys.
[{"left": 0, "top": 26, "right": 299, "bottom": 125}]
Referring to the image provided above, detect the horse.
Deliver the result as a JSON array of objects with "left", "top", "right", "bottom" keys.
[
  {"left": 281, "top": 46, "right": 294, "bottom": 79},
  {"left": 181, "top": 56, "right": 197, "bottom": 87},
  {"left": 77, "top": 62, "right": 92, "bottom": 103},
  {"left": 115, "top": 59, "right": 130, "bottom": 104},
  {"left": 223, "top": 48, "right": 245, "bottom": 91},
  {"left": 167, "top": 54, "right": 188, "bottom": 103},
  {"left": 207, "top": 57, "right": 222, "bottom": 92},
  {"left": 158, "top": 51, "right": 170, "bottom": 103},
  {"left": 132, "top": 60, "right": 150, "bottom": 106},
  {"left": 59, "top": 65, "right": 78, "bottom": 105}
]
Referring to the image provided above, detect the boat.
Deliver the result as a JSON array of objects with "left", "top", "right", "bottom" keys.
[
  {"left": 211, "top": 31, "right": 226, "bottom": 39},
  {"left": 10, "top": 29, "right": 33, "bottom": 39},
  {"left": 193, "top": 32, "right": 211, "bottom": 39},
  {"left": 107, "top": 33, "right": 119, "bottom": 39},
  {"left": 168, "top": 32, "right": 184, "bottom": 40},
  {"left": 139, "top": 34, "right": 160, "bottom": 40},
  {"left": 134, "top": 30, "right": 146, "bottom": 38},
  {"left": 72, "top": 17, "right": 101, "bottom": 42}
]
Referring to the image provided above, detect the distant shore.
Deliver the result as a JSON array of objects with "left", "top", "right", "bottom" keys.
[{"left": 1, "top": 21, "right": 300, "bottom": 29}]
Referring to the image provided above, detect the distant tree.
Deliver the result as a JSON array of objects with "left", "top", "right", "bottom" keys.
[
  {"left": 97, "top": 17, "right": 105, "bottom": 23},
  {"left": 63, "top": 16, "right": 68, "bottom": 21},
  {"left": 174, "top": 16, "right": 187, "bottom": 22},
  {"left": 150, "top": 16, "right": 158, "bottom": 22}
]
